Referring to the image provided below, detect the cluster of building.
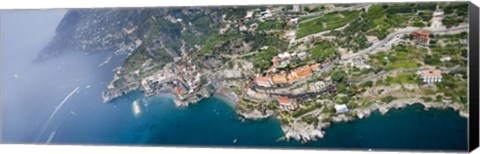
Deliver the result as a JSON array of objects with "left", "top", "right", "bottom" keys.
[
  {"left": 308, "top": 77, "right": 333, "bottom": 92},
  {"left": 245, "top": 88, "right": 270, "bottom": 100},
  {"left": 141, "top": 52, "right": 202, "bottom": 99},
  {"left": 255, "top": 63, "right": 321, "bottom": 87},
  {"left": 345, "top": 57, "right": 372, "bottom": 70},
  {"left": 411, "top": 29, "right": 432, "bottom": 46},
  {"left": 245, "top": 49, "right": 330, "bottom": 111}
]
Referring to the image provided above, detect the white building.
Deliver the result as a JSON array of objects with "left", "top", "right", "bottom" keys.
[
  {"left": 351, "top": 58, "right": 372, "bottom": 69},
  {"left": 292, "top": 5, "right": 300, "bottom": 12},
  {"left": 433, "top": 10, "right": 444, "bottom": 17},
  {"left": 245, "top": 10, "right": 254, "bottom": 19},
  {"left": 335, "top": 104, "right": 349, "bottom": 113},
  {"left": 419, "top": 70, "right": 442, "bottom": 83},
  {"left": 297, "top": 51, "right": 308, "bottom": 60},
  {"left": 309, "top": 81, "right": 327, "bottom": 92},
  {"left": 278, "top": 52, "right": 291, "bottom": 61},
  {"left": 287, "top": 18, "right": 299, "bottom": 25}
]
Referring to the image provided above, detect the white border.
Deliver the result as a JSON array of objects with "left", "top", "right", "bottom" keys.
[
  {"left": 0, "top": 0, "right": 478, "bottom": 154},
  {"left": 0, "top": 0, "right": 468, "bottom": 9}
]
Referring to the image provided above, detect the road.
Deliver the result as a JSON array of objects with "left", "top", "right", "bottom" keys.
[
  {"left": 257, "top": 25, "right": 467, "bottom": 94},
  {"left": 300, "top": 4, "right": 370, "bottom": 24},
  {"left": 243, "top": 22, "right": 467, "bottom": 101},
  {"left": 346, "top": 65, "right": 462, "bottom": 84},
  {"left": 342, "top": 24, "right": 469, "bottom": 60},
  {"left": 294, "top": 23, "right": 351, "bottom": 42}
]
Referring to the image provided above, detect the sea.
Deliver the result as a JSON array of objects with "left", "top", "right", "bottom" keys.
[{"left": 0, "top": 9, "right": 468, "bottom": 152}]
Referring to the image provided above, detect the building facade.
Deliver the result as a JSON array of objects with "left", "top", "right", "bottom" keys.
[
  {"left": 419, "top": 70, "right": 442, "bottom": 83},
  {"left": 278, "top": 96, "right": 297, "bottom": 111},
  {"left": 255, "top": 76, "right": 272, "bottom": 87}
]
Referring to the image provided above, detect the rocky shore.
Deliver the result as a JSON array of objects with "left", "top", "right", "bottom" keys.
[
  {"left": 273, "top": 97, "right": 469, "bottom": 143},
  {"left": 103, "top": 81, "right": 469, "bottom": 144},
  {"left": 353, "top": 98, "right": 469, "bottom": 119},
  {"left": 281, "top": 121, "right": 326, "bottom": 143},
  {"left": 237, "top": 109, "right": 275, "bottom": 120}
]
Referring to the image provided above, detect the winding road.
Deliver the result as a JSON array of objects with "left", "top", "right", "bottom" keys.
[{"left": 346, "top": 65, "right": 462, "bottom": 83}]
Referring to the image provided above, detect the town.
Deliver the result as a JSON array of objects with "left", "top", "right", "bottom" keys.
[{"left": 101, "top": 2, "right": 469, "bottom": 143}]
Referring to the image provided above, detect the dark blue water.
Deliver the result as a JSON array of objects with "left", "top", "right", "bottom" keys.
[{"left": 0, "top": 9, "right": 468, "bottom": 152}]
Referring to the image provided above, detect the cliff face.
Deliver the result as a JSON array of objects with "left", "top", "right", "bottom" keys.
[
  {"left": 39, "top": 9, "right": 139, "bottom": 61},
  {"left": 39, "top": 7, "right": 251, "bottom": 102},
  {"left": 37, "top": 7, "right": 225, "bottom": 61},
  {"left": 40, "top": 6, "right": 288, "bottom": 104}
]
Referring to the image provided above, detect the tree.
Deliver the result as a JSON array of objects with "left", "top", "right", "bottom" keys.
[
  {"left": 336, "top": 83, "right": 348, "bottom": 94},
  {"left": 360, "top": 81, "right": 373, "bottom": 88},
  {"left": 331, "top": 71, "right": 347, "bottom": 82},
  {"left": 413, "top": 21, "right": 426, "bottom": 27}
]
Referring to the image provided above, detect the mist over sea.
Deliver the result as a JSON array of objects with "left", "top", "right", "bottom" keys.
[{"left": 0, "top": 9, "right": 467, "bottom": 151}]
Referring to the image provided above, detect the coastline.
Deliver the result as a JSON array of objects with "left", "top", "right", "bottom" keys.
[
  {"left": 278, "top": 97, "right": 469, "bottom": 143},
  {"left": 104, "top": 86, "right": 468, "bottom": 144}
]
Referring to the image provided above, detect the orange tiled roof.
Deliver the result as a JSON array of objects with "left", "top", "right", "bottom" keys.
[
  {"left": 422, "top": 70, "right": 442, "bottom": 77},
  {"left": 255, "top": 77, "right": 270, "bottom": 83},
  {"left": 294, "top": 65, "right": 313, "bottom": 77},
  {"left": 277, "top": 96, "right": 291, "bottom": 105},
  {"left": 412, "top": 29, "right": 432, "bottom": 38},
  {"left": 418, "top": 29, "right": 432, "bottom": 35},
  {"left": 173, "top": 87, "right": 184, "bottom": 95},
  {"left": 272, "top": 74, "right": 288, "bottom": 84},
  {"left": 287, "top": 73, "right": 298, "bottom": 82},
  {"left": 309, "top": 63, "right": 321, "bottom": 70}
]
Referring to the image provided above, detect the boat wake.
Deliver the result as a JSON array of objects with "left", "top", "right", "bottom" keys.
[
  {"left": 45, "top": 128, "right": 57, "bottom": 144},
  {"left": 35, "top": 86, "right": 80, "bottom": 143}
]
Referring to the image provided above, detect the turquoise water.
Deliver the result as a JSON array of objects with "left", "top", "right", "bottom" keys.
[
  {"left": 0, "top": 10, "right": 468, "bottom": 152},
  {"left": 51, "top": 88, "right": 467, "bottom": 151}
]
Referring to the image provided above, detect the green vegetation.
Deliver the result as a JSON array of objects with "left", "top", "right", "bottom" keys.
[
  {"left": 434, "top": 72, "right": 468, "bottom": 105},
  {"left": 331, "top": 71, "right": 347, "bottom": 82},
  {"left": 302, "top": 5, "right": 325, "bottom": 14},
  {"left": 326, "top": 3, "right": 447, "bottom": 52},
  {"left": 257, "top": 19, "right": 287, "bottom": 31},
  {"left": 368, "top": 45, "right": 425, "bottom": 71},
  {"left": 292, "top": 104, "right": 322, "bottom": 118},
  {"left": 381, "top": 96, "right": 397, "bottom": 103},
  {"left": 245, "top": 32, "right": 289, "bottom": 52},
  {"left": 413, "top": 21, "right": 427, "bottom": 27},
  {"left": 359, "top": 81, "right": 373, "bottom": 88},
  {"left": 426, "top": 32, "right": 468, "bottom": 68},
  {"left": 297, "top": 10, "right": 361, "bottom": 38},
  {"left": 199, "top": 34, "right": 240, "bottom": 56},
  {"left": 335, "top": 95, "right": 350, "bottom": 104},
  {"left": 222, "top": 7, "right": 247, "bottom": 20},
  {"left": 252, "top": 47, "right": 280, "bottom": 71},
  {"left": 301, "top": 115, "right": 320, "bottom": 125},
  {"left": 421, "top": 96, "right": 433, "bottom": 102},
  {"left": 378, "top": 72, "right": 421, "bottom": 86},
  {"left": 308, "top": 41, "right": 338, "bottom": 62},
  {"left": 441, "top": 3, "right": 468, "bottom": 26}
]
